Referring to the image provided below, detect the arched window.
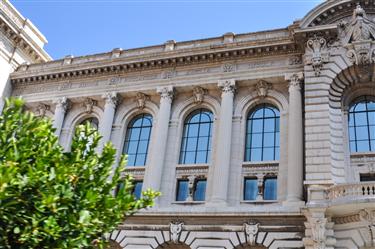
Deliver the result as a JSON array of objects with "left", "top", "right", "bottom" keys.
[
  {"left": 179, "top": 109, "right": 213, "bottom": 164},
  {"left": 123, "top": 114, "right": 153, "bottom": 166},
  {"left": 349, "top": 97, "right": 375, "bottom": 153},
  {"left": 245, "top": 104, "right": 280, "bottom": 162}
]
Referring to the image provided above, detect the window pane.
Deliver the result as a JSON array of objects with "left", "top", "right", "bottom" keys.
[
  {"left": 199, "top": 123, "right": 211, "bottom": 136},
  {"left": 176, "top": 180, "right": 189, "bottom": 201},
  {"left": 190, "top": 113, "right": 200, "bottom": 123},
  {"left": 355, "top": 113, "right": 367, "bottom": 126},
  {"left": 244, "top": 179, "right": 257, "bottom": 201},
  {"left": 264, "top": 178, "right": 277, "bottom": 200},
  {"left": 349, "top": 127, "right": 356, "bottom": 141},
  {"left": 127, "top": 154, "right": 136, "bottom": 166},
  {"left": 356, "top": 126, "right": 369, "bottom": 140},
  {"left": 250, "top": 148, "right": 262, "bottom": 161},
  {"left": 135, "top": 154, "right": 146, "bottom": 166},
  {"left": 274, "top": 147, "right": 280, "bottom": 160},
  {"left": 275, "top": 132, "right": 280, "bottom": 147},
  {"left": 196, "top": 151, "right": 207, "bottom": 164},
  {"left": 350, "top": 141, "right": 356, "bottom": 152},
  {"left": 263, "top": 133, "right": 275, "bottom": 147},
  {"left": 128, "top": 128, "right": 140, "bottom": 141},
  {"left": 140, "top": 127, "right": 151, "bottom": 140},
  {"left": 188, "top": 124, "right": 199, "bottom": 137},
  {"left": 354, "top": 102, "right": 366, "bottom": 112},
  {"left": 264, "top": 119, "right": 275, "bottom": 132},
  {"left": 252, "top": 120, "right": 263, "bottom": 133},
  {"left": 186, "top": 137, "right": 198, "bottom": 151},
  {"left": 137, "top": 140, "right": 148, "bottom": 154},
  {"left": 264, "top": 108, "right": 276, "bottom": 118},
  {"left": 200, "top": 113, "right": 212, "bottom": 123},
  {"left": 251, "top": 133, "right": 262, "bottom": 148},
  {"left": 252, "top": 109, "right": 263, "bottom": 119},
  {"left": 133, "top": 118, "right": 143, "bottom": 127},
  {"left": 127, "top": 141, "right": 138, "bottom": 154},
  {"left": 369, "top": 112, "right": 375, "bottom": 125},
  {"left": 263, "top": 147, "right": 275, "bottom": 161},
  {"left": 368, "top": 102, "right": 375, "bottom": 111},
  {"left": 184, "top": 152, "right": 195, "bottom": 164},
  {"left": 348, "top": 113, "right": 355, "bottom": 127},
  {"left": 197, "top": 137, "right": 209, "bottom": 151},
  {"left": 370, "top": 126, "right": 375, "bottom": 139},
  {"left": 357, "top": 140, "right": 370, "bottom": 152},
  {"left": 133, "top": 182, "right": 143, "bottom": 200},
  {"left": 194, "top": 180, "right": 206, "bottom": 201}
]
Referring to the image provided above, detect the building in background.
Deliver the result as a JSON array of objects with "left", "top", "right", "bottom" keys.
[{"left": 3, "top": 0, "right": 375, "bottom": 248}]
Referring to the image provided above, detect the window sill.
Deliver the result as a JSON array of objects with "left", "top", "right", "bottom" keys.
[
  {"left": 172, "top": 201, "right": 205, "bottom": 205},
  {"left": 242, "top": 161, "right": 279, "bottom": 166},
  {"left": 241, "top": 200, "right": 278, "bottom": 204},
  {"left": 350, "top": 152, "right": 375, "bottom": 158},
  {"left": 176, "top": 164, "right": 209, "bottom": 168}
]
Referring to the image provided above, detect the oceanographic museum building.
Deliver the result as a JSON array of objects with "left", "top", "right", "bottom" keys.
[{"left": 2, "top": 0, "right": 375, "bottom": 248}]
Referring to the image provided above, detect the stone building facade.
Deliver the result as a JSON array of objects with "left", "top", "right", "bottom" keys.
[{"left": 2, "top": 0, "right": 375, "bottom": 248}]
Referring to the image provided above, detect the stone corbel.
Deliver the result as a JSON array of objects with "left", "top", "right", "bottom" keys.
[
  {"left": 303, "top": 210, "right": 336, "bottom": 249},
  {"left": 256, "top": 80, "right": 272, "bottom": 98},
  {"left": 304, "top": 35, "right": 329, "bottom": 76},
  {"left": 169, "top": 221, "right": 183, "bottom": 244},
  {"left": 35, "top": 103, "right": 50, "bottom": 117},
  {"left": 135, "top": 92, "right": 150, "bottom": 110},
  {"left": 82, "top": 98, "right": 97, "bottom": 114},
  {"left": 244, "top": 222, "right": 259, "bottom": 246},
  {"left": 193, "top": 86, "right": 207, "bottom": 105},
  {"left": 359, "top": 209, "right": 375, "bottom": 247}
]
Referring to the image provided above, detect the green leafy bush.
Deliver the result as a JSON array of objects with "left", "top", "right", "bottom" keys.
[{"left": 0, "top": 98, "right": 159, "bottom": 249}]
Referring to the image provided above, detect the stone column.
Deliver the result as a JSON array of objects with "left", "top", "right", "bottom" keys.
[
  {"left": 52, "top": 97, "right": 69, "bottom": 138},
  {"left": 285, "top": 73, "right": 304, "bottom": 203},
  {"left": 143, "top": 86, "right": 174, "bottom": 192},
  {"left": 99, "top": 92, "right": 118, "bottom": 151},
  {"left": 210, "top": 79, "right": 236, "bottom": 204}
]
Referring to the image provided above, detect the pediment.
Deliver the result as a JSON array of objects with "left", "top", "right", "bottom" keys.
[{"left": 300, "top": 0, "right": 375, "bottom": 29}]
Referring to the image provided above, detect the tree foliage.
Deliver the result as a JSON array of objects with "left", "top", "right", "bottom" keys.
[{"left": 0, "top": 98, "right": 159, "bottom": 249}]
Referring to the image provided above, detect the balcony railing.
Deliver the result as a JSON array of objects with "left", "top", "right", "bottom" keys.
[{"left": 328, "top": 182, "right": 375, "bottom": 200}]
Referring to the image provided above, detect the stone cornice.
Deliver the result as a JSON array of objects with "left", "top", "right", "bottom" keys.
[
  {"left": 0, "top": 0, "right": 51, "bottom": 63},
  {"left": 11, "top": 39, "right": 299, "bottom": 85}
]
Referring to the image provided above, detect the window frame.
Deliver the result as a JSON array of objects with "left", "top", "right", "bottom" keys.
[{"left": 175, "top": 177, "right": 207, "bottom": 203}]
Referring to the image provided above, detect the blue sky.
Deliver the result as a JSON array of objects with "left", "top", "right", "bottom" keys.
[{"left": 10, "top": 0, "right": 324, "bottom": 59}]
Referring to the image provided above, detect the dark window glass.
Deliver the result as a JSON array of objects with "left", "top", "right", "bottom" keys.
[
  {"left": 176, "top": 180, "right": 189, "bottom": 201},
  {"left": 193, "top": 179, "right": 206, "bottom": 201},
  {"left": 264, "top": 177, "right": 277, "bottom": 200},
  {"left": 179, "top": 109, "right": 213, "bottom": 164},
  {"left": 349, "top": 97, "right": 375, "bottom": 153},
  {"left": 245, "top": 104, "right": 280, "bottom": 162},
  {"left": 360, "top": 174, "right": 375, "bottom": 182},
  {"left": 132, "top": 181, "right": 143, "bottom": 200},
  {"left": 244, "top": 178, "right": 258, "bottom": 201},
  {"left": 123, "top": 114, "right": 153, "bottom": 166}
]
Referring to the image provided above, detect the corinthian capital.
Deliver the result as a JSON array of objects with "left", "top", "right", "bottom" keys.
[
  {"left": 53, "top": 97, "right": 70, "bottom": 111},
  {"left": 157, "top": 86, "right": 174, "bottom": 100},
  {"left": 285, "top": 72, "right": 304, "bottom": 90},
  {"left": 102, "top": 92, "right": 119, "bottom": 107},
  {"left": 218, "top": 79, "right": 236, "bottom": 93}
]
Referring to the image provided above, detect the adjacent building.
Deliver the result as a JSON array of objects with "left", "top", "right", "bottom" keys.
[{"left": 2, "top": 0, "right": 375, "bottom": 248}]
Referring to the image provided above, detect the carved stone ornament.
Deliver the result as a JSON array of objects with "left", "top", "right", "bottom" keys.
[
  {"left": 169, "top": 222, "right": 183, "bottom": 244},
  {"left": 82, "top": 98, "right": 97, "bottom": 114},
  {"left": 359, "top": 209, "right": 375, "bottom": 247},
  {"left": 256, "top": 80, "right": 272, "bottom": 98},
  {"left": 310, "top": 218, "right": 327, "bottom": 249},
  {"left": 35, "top": 103, "right": 50, "bottom": 117},
  {"left": 193, "top": 86, "right": 207, "bottom": 105},
  {"left": 244, "top": 223, "right": 259, "bottom": 246},
  {"left": 186, "top": 175, "right": 196, "bottom": 201},
  {"left": 53, "top": 97, "right": 70, "bottom": 112},
  {"left": 157, "top": 86, "right": 174, "bottom": 101},
  {"left": 102, "top": 92, "right": 119, "bottom": 107},
  {"left": 304, "top": 35, "right": 329, "bottom": 76},
  {"left": 222, "top": 63, "right": 236, "bottom": 73},
  {"left": 285, "top": 72, "right": 304, "bottom": 90},
  {"left": 135, "top": 92, "right": 150, "bottom": 110},
  {"left": 340, "top": 4, "right": 375, "bottom": 65},
  {"left": 218, "top": 79, "right": 236, "bottom": 93}
]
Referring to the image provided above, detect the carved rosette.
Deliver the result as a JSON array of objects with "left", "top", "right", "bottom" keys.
[
  {"left": 82, "top": 98, "right": 97, "bottom": 114},
  {"left": 285, "top": 72, "right": 304, "bottom": 91},
  {"left": 304, "top": 35, "right": 329, "bottom": 76},
  {"left": 35, "top": 103, "right": 50, "bottom": 117},
  {"left": 135, "top": 92, "right": 149, "bottom": 110},
  {"left": 218, "top": 79, "right": 236, "bottom": 94},
  {"left": 193, "top": 86, "right": 207, "bottom": 105},
  {"left": 169, "top": 222, "right": 183, "bottom": 244},
  {"left": 157, "top": 86, "right": 174, "bottom": 102},
  {"left": 244, "top": 223, "right": 259, "bottom": 246},
  {"left": 102, "top": 92, "right": 119, "bottom": 107},
  {"left": 256, "top": 80, "right": 272, "bottom": 98}
]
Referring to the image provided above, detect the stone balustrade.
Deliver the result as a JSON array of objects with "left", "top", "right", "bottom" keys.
[{"left": 328, "top": 182, "right": 375, "bottom": 200}]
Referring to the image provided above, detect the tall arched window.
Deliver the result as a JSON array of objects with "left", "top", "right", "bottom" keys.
[
  {"left": 123, "top": 114, "right": 153, "bottom": 166},
  {"left": 349, "top": 97, "right": 375, "bottom": 153},
  {"left": 245, "top": 104, "right": 280, "bottom": 162},
  {"left": 179, "top": 109, "right": 213, "bottom": 164}
]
